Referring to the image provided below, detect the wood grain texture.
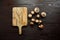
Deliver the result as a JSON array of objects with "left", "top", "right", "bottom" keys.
[{"left": 12, "top": 7, "right": 27, "bottom": 34}]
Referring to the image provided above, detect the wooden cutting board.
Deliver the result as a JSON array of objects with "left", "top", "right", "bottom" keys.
[{"left": 12, "top": 7, "right": 27, "bottom": 35}]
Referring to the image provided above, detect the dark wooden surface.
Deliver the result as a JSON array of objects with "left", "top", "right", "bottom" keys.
[{"left": 0, "top": 0, "right": 60, "bottom": 40}]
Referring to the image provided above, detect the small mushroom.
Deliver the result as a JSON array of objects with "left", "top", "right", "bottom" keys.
[
  {"left": 39, "top": 20, "right": 42, "bottom": 23},
  {"left": 30, "top": 22, "right": 34, "bottom": 25},
  {"left": 38, "top": 24, "right": 44, "bottom": 29},
  {"left": 31, "top": 18, "right": 35, "bottom": 22},
  {"left": 31, "top": 11, "right": 34, "bottom": 14},
  {"left": 35, "top": 19, "right": 39, "bottom": 23},
  {"left": 34, "top": 7, "right": 40, "bottom": 13},
  {"left": 41, "top": 12, "right": 46, "bottom": 17},
  {"left": 28, "top": 14, "right": 32, "bottom": 18},
  {"left": 36, "top": 14, "right": 40, "bottom": 18}
]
